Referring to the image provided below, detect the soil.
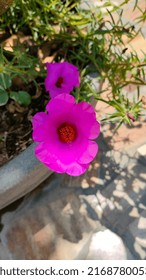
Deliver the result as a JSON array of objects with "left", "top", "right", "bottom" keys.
[
  {"left": 0, "top": 80, "right": 50, "bottom": 167},
  {"left": 0, "top": 28, "right": 57, "bottom": 167}
]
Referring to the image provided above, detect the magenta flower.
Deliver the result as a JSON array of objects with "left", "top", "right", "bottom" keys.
[
  {"left": 45, "top": 62, "right": 80, "bottom": 98},
  {"left": 32, "top": 94, "right": 100, "bottom": 176}
]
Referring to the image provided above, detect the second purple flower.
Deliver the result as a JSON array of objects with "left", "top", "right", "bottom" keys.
[{"left": 45, "top": 61, "right": 80, "bottom": 98}]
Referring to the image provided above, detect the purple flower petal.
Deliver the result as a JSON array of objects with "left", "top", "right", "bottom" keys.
[
  {"left": 35, "top": 142, "right": 57, "bottom": 164},
  {"left": 70, "top": 101, "right": 100, "bottom": 139},
  {"left": 32, "top": 112, "right": 48, "bottom": 142},
  {"left": 32, "top": 94, "right": 100, "bottom": 176},
  {"left": 46, "top": 93, "right": 75, "bottom": 112},
  {"left": 45, "top": 160, "right": 89, "bottom": 176},
  {"left": 66, "top": 162, "right": 89, "bottom": 176},
  {"left": 77, "top": 140, "right": 98, "bottom": 164},
  {"left": 45, "top": 61, "right": 80, "bottom": 98}
]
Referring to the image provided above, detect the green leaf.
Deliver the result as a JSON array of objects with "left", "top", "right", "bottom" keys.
[
  {"left": 10, "top": 91, "right": 31, "bottom": 106},
  {"left": 0, "top": 89, "right": 9, "bottom": 106},
  {"left": 0, "top": 73, "right": 12, "bottom": 89}
]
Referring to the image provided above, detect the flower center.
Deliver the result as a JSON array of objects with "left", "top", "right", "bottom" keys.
[
  {"left": 55, "top": 76, "right": 64, "bottom": 88},
  {"left": 58, "top": 122, "right": 77, "bottom": 143}
]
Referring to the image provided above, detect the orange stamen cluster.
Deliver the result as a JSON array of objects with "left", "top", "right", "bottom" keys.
[
  {"left": 55, "top": 76, "right": 64, "bottom": 88},
  {"left": 58, "top": 123, "right": 77, "bottom": 143}
]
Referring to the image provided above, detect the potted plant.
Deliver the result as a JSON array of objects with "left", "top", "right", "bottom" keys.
[{"left": 0, "top": 0, "right": 145, "bottom": 210}]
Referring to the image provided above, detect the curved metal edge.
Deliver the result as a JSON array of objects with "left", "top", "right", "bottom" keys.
[{"left": 0, "top": 143, "right": 53, "bottom": 210}]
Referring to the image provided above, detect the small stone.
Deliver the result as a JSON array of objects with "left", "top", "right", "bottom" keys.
[
  {"left": 129, "top": 207, "right": 139, "bottom": 218},
  {"left": 0, "top": 174, "right": 103, "bottom": 260},
  {"left": 128, "top": 211, "right": 146, "bottom": 259},
  {"left": 138, "top": 215, "right": 146, "bottom": 230},
  {"left": 86, "top": 229, "right": 128, "bottom": 259},
  {"left": 137, "top": 144, "right": 146, "bottom": 165},
  {"left": 91, "top": 176, "right": 100, "bottom": 184},
  {"left": 136, "top": 237, "right": 146, "bottom": 249},
  {"left": 81, "top": 179, "right": 89, "bottom": 188}
]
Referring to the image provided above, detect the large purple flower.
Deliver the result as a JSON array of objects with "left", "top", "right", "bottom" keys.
[
  {"left": 45, "top": 62, "right": 80, "bottom": 98},
  {"left": 32, "top": 94, "right": 100, "bottom": 176}
]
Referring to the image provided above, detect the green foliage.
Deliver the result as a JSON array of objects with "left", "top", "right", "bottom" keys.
[
  {"left": 101, "top": 94, "right": 142, "bottom": 126},
  {"left": 10, "top": 91, "right": 31, "bottom": 106},
  {"left": 0, "top": 73, "right": 12, "bottom": 89},
  {"left": 0, "top": 47, "right": 41, "bottom": 106},
  {"left": 0, "top": 0, "right": 81, "bottom": 41},
  {"left": 0, "top": 89, "right": 9, "bottom": 106},
  {"left": 0, "top": 85, "right": 32, "bottom": 107}
]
